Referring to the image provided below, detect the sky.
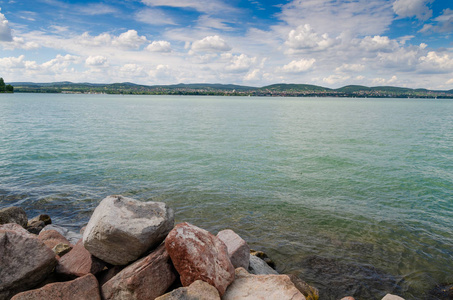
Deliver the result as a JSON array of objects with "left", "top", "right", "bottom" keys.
[{"left": 0, "top": 0, "right": 452, "bottom": 89}]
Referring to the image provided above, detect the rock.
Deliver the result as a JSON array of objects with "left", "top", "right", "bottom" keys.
[
  {"left": 382, "top": 294, "right": 405, "bottom": 300},
  {"left": 0, "top": 227, "right": 57, "bottom": 299},
  {"left": 250, "top": 249, "right": 276, "bottom": 269},
  {"left": 340, "top": 297, "right": 356, "bottom": 300},
  {"left": 0, "top": 206, "right": 28, "bottom": 228},
  {"left": 52, "top": 243, "right": 72, "bottom": 257},
  {"left": 165, "top": 222, "right": 235, "bottom": 296},
  {"left": 428, "top": 283, "right": 453, "bottom": 299},
  {"left": 223, "top": 267, "right": 306, "bottom": 300},
  {"left": 56, "top": 239, "right": 107, "bottom": 279},
  {"left": 0, "top": 223, "right": 30, "bottom": 235},
  {"left": 288, "top": 274, "right": 319, "bottom": 300},
  {"left": 11, "top": 274, "right": 101, "bottom": 300},
  {"left": 26, "top": 220, "right": 46, "bottom": 234},
  {"left": 101, "top": 244, "right": 176, "bottom": 300},
  {"left": 83, "top": 195, "right": 174, "bottom": 265},
  {"left": 155, "top": 280, "right": 220, "bottom": 300},
  {"left": 41, "top": 224, "right": 82, "bottom": 245},
  {"left": 217, "top": 229, "right": 250, "bottom": 269},
  {"left": 38, "top": 229, "right": 72, "bottom": 250},
  {"left": 28, "top": 214, "right": 52, "bottom": 225},
  {"left": 97, "top": 266, "right": 124, "bottom": 287},
  {"left": 248, "top": 254, "right": 278, "bottom": 275}
]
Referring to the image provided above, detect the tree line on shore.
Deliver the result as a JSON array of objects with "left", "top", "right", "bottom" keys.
[{"left": 0, "top": 77, "right": 14, "bottom": 93}]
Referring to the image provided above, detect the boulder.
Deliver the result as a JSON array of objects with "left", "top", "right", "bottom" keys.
[
  {"left": 216, "top": 229, "right": 250, "bottom": 269},
  {"left": 248, "top": 254, "right": 278, "bottom": 275},
  {"left": 101, "top": 244, "right": 176, "bottom": 300},
  {"left": 155, "top": 280, "right": 220, "bottom": 300},
  {"left": 0, "top": 223, "right": 30, "bottom": 235},
  {"left": 56, "top": 239, "right": 107, "bottom": 279},
  {"left": 27, "top": 220, "right": 46, "bottom": 234},
  {"left": 0, "top": 206, "right": 27, "bottom": 228},
  {"left": 288, "top": 274, "right": 319, "bottom": 300},
  {"left": 38, "top": 229, "right": 72, "bottom": 249},
  {"left": 382, "top": 294, "right": 405, "bottom": 300},
  {"left": 250, "top": 249, "right": 276, "bottom": 269},
  {"left": 223, "top": 267, "right": 306, "bottom": 300},
  {"left": 0, "top": 227, "right": 57, "bottom": 299},
  {"left": 165, "top": 222, "right": 235, "bottom": 296},
  {"left": 83, "top": 195, "right": 174, "bottom": 265},
  {"left": 52, "top": 243, "right": 72, "bottom": 257},
  {"left": 41, "top": 224, "right": 81, "bottom": 245},
  {"left": 11, "top": 274, "right": 101, "bottom": 300},
  {"left": 28, "top": 214, "right": 52, "bottom": 225}
]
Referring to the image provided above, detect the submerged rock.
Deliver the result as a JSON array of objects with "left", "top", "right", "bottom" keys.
[
  {"left": 155, "top": 280, "right": 220, "bottom": 300},
  {"left": 83, "top": 195, "right": 174, "bottom": 265},
  {"left": 165, "top": 222, "right": 235, "bottom": 296},
  {"left": 217, "top": 229, "right": 250, "bottom": 269},
  {"left": 0, "top": 206, "right": 28, "bottom": 228},
  {"left": 248, "top": 254, "right": 278, "bottom": 275},
  {"left": 428, "top": 283, "right": 453, "bottom": 300},
  {"left": 223, "top": 267, "right": 306, "bottom": 300}
]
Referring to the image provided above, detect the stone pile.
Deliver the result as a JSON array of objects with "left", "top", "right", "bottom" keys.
[{"left": 0, "top": 196, "right": 406, "bottom": 300}]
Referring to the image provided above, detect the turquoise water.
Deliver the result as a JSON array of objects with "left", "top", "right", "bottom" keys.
[{"left": 1, "top": 93, "right": 452, "bottom": 299}]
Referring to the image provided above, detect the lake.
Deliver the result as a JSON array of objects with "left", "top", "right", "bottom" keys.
[{"left": 1, "top": 93, "right": 452, "bottom": 299}]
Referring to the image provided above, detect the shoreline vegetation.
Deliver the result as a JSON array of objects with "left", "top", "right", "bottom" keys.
[{"left": 9, "top": 81, "right": 453, "bottom": 98}]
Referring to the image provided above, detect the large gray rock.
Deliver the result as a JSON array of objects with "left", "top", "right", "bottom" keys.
[
  {"left": 217, "top": 229, "right": 250, "bottom": 269},
  {"left": 83, "top": 195, "right": 174, "bottom": 265},
  {"left": 11, "top": 274, "right": 101, "bottom": 300},
  {"left": 41, "top": 224, "right": 81, "bottom": 245},
  {"left": 223, "top": 267, "right": 306, "bottom": 300},
  {"left": 101, "top": 244, "right": 176, "bottom": 300},
  {"left": 0, "top": 206, "right": 28, "bottom": 228},
  {"left": 248, "top": 254, "right": 278, "bottom": 275},
  {"left": 0, "top": 226, "right": 57, "bottom": 300},
  {"left": 155, "top": 280, "right": 220, "bottom": 300}
]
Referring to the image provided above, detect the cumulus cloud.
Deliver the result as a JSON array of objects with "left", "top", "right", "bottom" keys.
[
  {"left": 0, "top": 55, "right": 26, "bottom": 68},
  {"left": 323, "top": 74, "right": 351, "bottom": 85},
  {"left": 393, "top": 0, "right": 433, "bottom": 21},
  {"left": 146, "top": 40, "right": 171, "bottom": 52},
  {"left": 360, "top": 35, "right": 399, "bottom": 52},
  {"left": 223, "top": 53, "right": 257, "bottom": 72},
  {"left": 191, "top": 35, "right": 231, "bottom": 52},
  {"left": 0, "top": 8, "right": 13, "bottom": 42},
  {"left": 77, "top": 32, "right": 112, "bottom": 47},
  {"left": 281, "top": 58, "right": 316, "bottom": 73},
  {"left": 285, "top": 24, "right": 338, "bottom": 52},
  {"left": 419, "top": 51, "right": 453, "bottom": 73},
  {"left": 372, "top": 75, "right": 398, "bottom": 85},
  {"left": 86, "top": 55, "right": 108, "bottom": 67},
  {"left": 112, "top": 30, "right": 147, "bottom": 49}
]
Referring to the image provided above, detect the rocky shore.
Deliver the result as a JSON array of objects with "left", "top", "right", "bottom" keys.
[{"left": 0, "top": 195, "right": 406, "bottom": 300}]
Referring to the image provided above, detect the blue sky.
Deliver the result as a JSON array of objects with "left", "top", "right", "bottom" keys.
[{"left": 0, "top": 0, "right": 452, "bottom": 88}]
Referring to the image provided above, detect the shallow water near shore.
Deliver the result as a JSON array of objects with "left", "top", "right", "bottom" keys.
[{"left": 1, "top": 94, "right": 452, "bottom": 299}]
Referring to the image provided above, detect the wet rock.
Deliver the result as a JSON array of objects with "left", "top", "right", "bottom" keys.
[
  {"left": 381, "top": 294, "right": 405, "bottom": 300},
  {"left": 250, "top": 249, "right": 276, "bottom": 269},
  {"left": 0, "top": 227, "right": 57, "bottom": 299},
  {"left": 38, "top": 229, "right": 72, "bottom": 250},
  {"left": 11, "top": 274, "right": 101, "bottom": 300},
  {"left": 223, "top": 267, "right": 306, "bottom": 300},
  {"left": 217, "top": 229, "right": 250, "bottom": 269},
  {"left": 83, "top": 195, "right": 174, "bottom": 265},
  {"left": 0, "top": 206, "right": 28, "bottom": 228},
  {"left": 165, "top": 222, "right": 235, "bottom": 296},
  {"left": 248, "top": 254, "right": 278, "bottom": 275},
  {"left": 52, "top": 243, "right": 72, "bottom": 257},
  {"left": 101, "top": 244, "right": 176, "bottom": 300},
  {"left": 26, "top": 220, "right": 46, "bottom": 234},
  {"left": 41, "top": 224, "right": 81, "bottom": 245},
  {"left": 56, "top": 239, "right": 107, "bottom": 279},
  {"left": 288, "top": 274, "right": 319, "bottom": 300},
  {"left": 155, "top": 280, "right": 220, "bottom": 300}
]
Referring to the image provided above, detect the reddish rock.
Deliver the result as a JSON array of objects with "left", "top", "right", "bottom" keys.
[
  {"left": 11, "top": 274, "right": 101, "bottom": 300},
  {"left": 0, "top": 227, "right": 57, "bottom": 299},
  {"left": 165, "top": 222, "right": 235, "bottom": 296},
  {"left": 56, "top": 239, "right": 107, "bottom": 278},
  {"left": 101, "top": 244, "right": 176, "bottom": 300},
  {"left": 38, "top": 229, "right": 71, "bottom": 250},
  {"left": 217, "top": 229, "right": 250, "bottom": 269},
  {"left": 155, "top": 280, "right": 220, "bottom": 300},
  {"left": 0, "top": 223, "right": 30, "bottom": 235}
]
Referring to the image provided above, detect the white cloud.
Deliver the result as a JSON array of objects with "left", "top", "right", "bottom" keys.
[
  {"left": 372, "top": 76, "right": 398, "bottom": 85},
  {"left": 336, "top": 63, "right": 365, "bottom": 72},
  {"left": 135, "top": 8, "right": 176, "bottom": 25},
  {"left": 112, "top": 30, "right": 147, "bottom": 49},
  {"left": 77, "top": 3, "right": 118, "bottom": 15},
  {"left": 393, "top": 0, "right": 433, "bottom": 21},
  {"left": 285, "top": 24, "right": 338, "bottom": 52},
  {"left": 419, "top": 8, "right": 453, "bottom": 33},
  {"left": 281, "top": 58, "right": 316, "bottom": 73},
  {"left": 196, "top": 15, "right": 232, "bottom": 31},
  {"left": 0, "top": 8, "right": 13, "bottom": 42},
  {"left": 360, "top": 35, "right": 399, "bottom": 52},
  {"left": 141, "top": 0, "right": 234, "bottom": 14},
  {"left": 419, "top": 51, "right": 453, "bottom": 73},
  {"left": 0, "top": 55, "right": 25, "bottom": 68},
  {"left": 191, "top": 35, "right": 231, "bottom": 52},
  {"left": 86, "top": 55, "right": 108, "bottom": 67},
  {"left": 224, "top": 54, "right": 257, "bottom": 72},
  {"left": 446, "top": 78, "right": 453, "bottom": 85},
  {"left": 323, "top": 74, "right": 351, "bottom": 85},
  {"left": 146, "top": 40, "right": 171, "bottom": 52},
  {"left": 76, "top": 32, "right": 112, "bottom": 47},
  {"left": 244, "top": 69, "right": 262, "bottom": 82}
]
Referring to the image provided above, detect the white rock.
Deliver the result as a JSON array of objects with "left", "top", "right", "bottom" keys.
[
  {"left": 217, "top": 229, "right": 250, "bottom": 269},
  {"left": 248, "top": 254, "right": 278, "bottom": 275},
  {"left": 83, "top": 195, "right": 174, "bottom": 265},
  {"left": 382, "top": 294, "right": 405, "bottom": 300}
]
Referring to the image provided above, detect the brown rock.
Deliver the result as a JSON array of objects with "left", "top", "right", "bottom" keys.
[
  {"left": 102, "top": 244, "right": 176, "bottom": 300},
  {"left": 0, "top": 227, "right": 57, "bottom": 299},
  {"left": 52, "top": 243, "right": 72, "bottom": 257},
  {"left": 11, "top": 274, "right": 101, "bottom": 300},
  {"left": 216, "top": 229, "right": 250, "bottom": 269},
  {"left": 56, "top": 239, "right": 107, "bottom": 278},
  {"left": 26, "top": 220, "right": 46, "bottom": 234},
  {"left": 28, "top": 214, "right": 52, "bottom": 225},
  {"left": 0, "top": 206, "right": 28, "bottom": 228},
  {"left": 223, "top": 268, "right": 306, "bottom": 300},
  {"left": 288, "top": 274, "right": 319, "bottom": 300},
  {"left": 38, "top": 229, "right": 71, "bottom": 250},
  {"left": 155, "top": 280, "right": 220, "bottom": 300},
  {"left": 165, "top": 222, "right": 235, "bottom": 296}
]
